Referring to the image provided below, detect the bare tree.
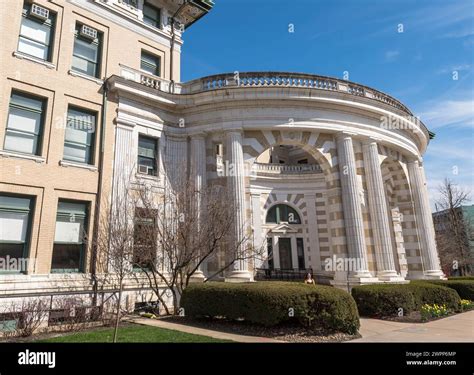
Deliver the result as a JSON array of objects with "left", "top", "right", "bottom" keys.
[
  {"left": 88, "top": 176, "right": 139, "bottom": 343},
  {"left": 132, "top": 180, "right": 265, "bottom": 314},
  {"left": 434, "top": 178, "right": 473, "bottom": 276}
]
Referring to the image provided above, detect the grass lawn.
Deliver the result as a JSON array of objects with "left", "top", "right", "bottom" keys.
[{"left": 37, "top": 324, "right": 232, "bottom": 343}]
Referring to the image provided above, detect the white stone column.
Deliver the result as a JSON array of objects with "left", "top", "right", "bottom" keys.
[
  {"left": 336, "top": 133, "right": 374, "bottom": 280},
  {"left": 225, "top": 131, "right": 252, "bottom": 281},
  {"left": 272, "top": 236, "right": 280, "bottom": 269},
  {"left": 407, "top": 159, "right": 444, "bottom": 279},
  {"left": 164, "top": 134, "right": 187, "bottom": 191},
  {"left": 290, "top": 235, "right": 298, "bottom": 270},
  {"left": 363, "top": 140, "right": 404, "bottom": 281},
  {"left": 251, "top": 192, "right": 264, "bottom": 269},
  {"left": 189, "top": 134, "right": 207, "bottom": 281},
  {"left": 305, "top": 193, "right": 321, "bottom": 271}
]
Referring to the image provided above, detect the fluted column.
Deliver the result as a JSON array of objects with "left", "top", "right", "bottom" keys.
[
  {"left": 225, "top": 131, "right": 252, "bottom": 281},
  {"left": 336, "top": 133, "right": 373, "bottom": 279},
  {"left": 407, "top": 159, "right": 444, "bottom": 278},
  {"left": 363, "top": 140, "right": 404, "bottom": 281},
  {"left": 164, "top": 134, "right": 187, "bottom": 191},
  {"left": 190, "top": 134, "right": 207, "bottom": 281}
]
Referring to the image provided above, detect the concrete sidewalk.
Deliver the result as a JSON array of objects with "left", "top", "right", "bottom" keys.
[
  {"left": 126, "top": 310, "right": 473, "bottom": 343},
  {"left": 351, "top": 310, "right": 474, "bottom": 342},
  {"left": 125, "top": 316, "right": 285, "bottom": 343}
]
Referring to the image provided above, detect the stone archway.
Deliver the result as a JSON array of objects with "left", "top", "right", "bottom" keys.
[
  {"left": 242, "top": 130, "right": 342, "bottom": 277},
  {"left": 381, "top": 157, "right": 418, "bottom": 278}
]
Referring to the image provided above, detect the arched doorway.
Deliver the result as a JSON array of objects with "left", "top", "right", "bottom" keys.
[{"left": 381, "top": 158, "right": 417, "bottom": 278}]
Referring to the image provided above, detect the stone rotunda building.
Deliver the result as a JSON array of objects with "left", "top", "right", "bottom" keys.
[{"left": 109, "top": 69, "right": 445, "bottom": 287}]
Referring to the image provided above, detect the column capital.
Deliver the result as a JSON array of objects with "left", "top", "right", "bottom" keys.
[
  {"left": 190, "top": 132, "right": 207, "bottom": 140},
  {"left": 361, "top": 136, "right": 381, "bottom": 146},
  {"left": 335, "top": 131, "right": 357, "bottom": 141},
  {"left": 226, "top": 129, "right": 244, "bottom": 137},
  {"left": 116, "top": 116, "right": 136, "bottom": 129},
  {"left": 165, "top": 133, "right": 188, "bottom": 143}
]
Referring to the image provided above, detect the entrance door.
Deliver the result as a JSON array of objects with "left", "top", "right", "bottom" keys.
[{"left": 278, "top": 238, "right": 293, "bottom": 270}]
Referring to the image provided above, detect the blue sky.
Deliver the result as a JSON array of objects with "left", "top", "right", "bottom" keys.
[{"left": 181, "top": 0, "right": 474, "bottom": 210}]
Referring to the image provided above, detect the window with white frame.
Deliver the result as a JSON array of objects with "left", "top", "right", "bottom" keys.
[
  {"left": 140, "top": 51, "right": 161, "bottom": 76},
  {"left": 63, "top": 107, "right": 96, "bottom": 164},
  {"left": 0, "top": 195, "right": 34, "bottom": 274},
  {"left": 51, "top": 201, "right": 88, "bottom": 273},
  {"left": 71, "top": 23, "right": 102, "bottom": 78},
  {"left": 4, "top": 91, "right": 45, "bottom": 155},
  {"left": 143, "top": 2, "right": 161, "bottom": 28},
  {"left": 137, "top": 135, "right": 158, "bottom": 176},
  {"left": 17, "top": 2, "right": 56, "bottom": 61}
]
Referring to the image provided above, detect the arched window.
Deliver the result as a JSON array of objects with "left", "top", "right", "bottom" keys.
[{"left": 265, "top": 204, "right": 301, "bottom": 224}]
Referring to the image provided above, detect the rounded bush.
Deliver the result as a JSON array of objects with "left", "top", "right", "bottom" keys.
[
  {"left": 352, "top": 282, "right": 461, "bottom": 317},
  {"left": 418, "top": 280, "right": 474, "bottom": 301},
  {"left": 351, "top": 284, "right": 416, "bottom": 316},
  {"left": 181, "top": 281, "right": 360, "bottom": 334}
]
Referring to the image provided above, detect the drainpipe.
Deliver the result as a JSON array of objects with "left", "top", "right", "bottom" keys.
[
  {"left": 169, "top": 2, "right": 186, "bottom": 92},
  {"left": 91, "top": 79, "right": 109, "bottom": 307}
]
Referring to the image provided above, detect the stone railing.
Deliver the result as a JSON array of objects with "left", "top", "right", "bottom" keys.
[
  {"left": 119, "top": 64, "right": 184, "bottom": 93},
  {"left": 118, "top": 66, "right": 411, "bottom": 114},
  {"left": 253, "top": 162, "right": 322, "bottom": 175}
]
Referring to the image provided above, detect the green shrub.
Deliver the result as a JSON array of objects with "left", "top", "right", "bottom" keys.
[
  {"left": 448, "top": 276, "right": 474, "bottom": 281},
  {"left": 181, "top": 281, "right": 360, "bottom": 334},
  {"left": 417, "top": 280, "right": 474, "bottom": 301},
  {"left": 409, "top": 282, "right": 461, "bottom": 311},
  {"left": 352, "top": 282, "right": 461, "bottom": 317},
  {"left": 352, "top": 284, "right": 416, "bottom": 316}
]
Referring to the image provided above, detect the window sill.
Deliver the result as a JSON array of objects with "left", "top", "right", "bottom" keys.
[
  {"left": 13, "top": 51, "right": 56, "bottom": 69},
  {"left": 135, "top": 173, "right": 160, "bottom": 181},
  {"left": 60, "top": 160, "right": 98, "bottom": 171},
  {"left": 0, "top": 150, "right": 45, "bottom": 163},
  {"left": 68, "top": 69, "right": 104, "bottom": 85}
]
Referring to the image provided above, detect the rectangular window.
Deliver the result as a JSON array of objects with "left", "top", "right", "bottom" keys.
[
  {"left": 4, "top": 91, "right": 45, "bottom": 155},
  {"left": 18, "top": 2, "right": 55, "bottom": 61},
  {"left": 143, "top": 2, "right": 160, "bottom": 28},
  {"left": 121, "top": 0, "right": 138, "bottom": 8},
  {"left": 133, "top": 208, "right": 157, "bottom": 271},
  {"left": 72, "top": 23, "right": 102, "bottom": 78},
  {"left": 137, "top": 135, "right": 158, "bottom": 176},
  {"left": 63, "top": 107, "right": 96, "bottom": 164},
  {"left": 297, "top": 238, "right": 305, "bottom": 270},
  {"left": 0, "top": 195, "right": 34, "bottom": 274},
  {"left": 51, "top": 201, "right": 88, "bottom": 273},
  {"left": 140, "top": 51, "right": 160, "bottom": 76}
]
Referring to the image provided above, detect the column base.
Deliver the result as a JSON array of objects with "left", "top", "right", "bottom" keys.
[
  {"left": 422, "top": 270, "right": 446, "bottom": 280},
  {"left": 189, "top": 270, "right": 206, "bottom": 282},
  {"left": 331, "top": 272, "right": 381, "bottom": 291},
  {"left": 225, "top": 270, "right": 254, "bottom": 283},
  {"left": 377, "top": 271, "right": 408, "bottom": 283}
]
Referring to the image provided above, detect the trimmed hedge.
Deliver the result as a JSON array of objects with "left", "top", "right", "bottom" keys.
[
  {"left": 181, "top": 282, "right": 360, "bottom": 334},
  {"left": 351, "top": 282, "right": 461, "bottom": 317},
  {"left": 416, "top": 280, "right": 474, "bottom": 301},
  {"left": 448, "top": 276, "right": 474, "bottom": 281}
]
